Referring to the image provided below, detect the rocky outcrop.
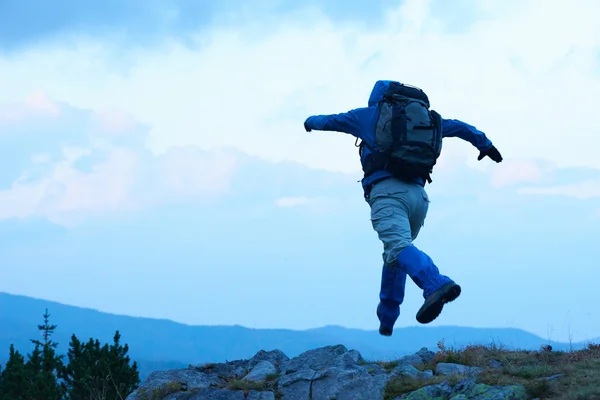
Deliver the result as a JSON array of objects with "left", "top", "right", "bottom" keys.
[{"left": 125, "top": 345, "right": 530, "bottom": 400}]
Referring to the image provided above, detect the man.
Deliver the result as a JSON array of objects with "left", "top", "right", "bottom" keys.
[{"left": 303, "top": 80, "right": 502, "bottom": 336}]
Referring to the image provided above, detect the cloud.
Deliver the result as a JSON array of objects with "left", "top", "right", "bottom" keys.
[
  {"left": 490, "top": 159, "right": 544, "bottom": 188},
  {"left": 0, "top": 0, "right": 402, "bottom": 52},
  {"left": 275, "top": 197, "right": 309, "bottom": 207},
  {"left": 1, "top": 0, "right": 599, "bottom": 179},
  {"left": 0, "top": 91, "right": 60, "bottom": 125},
  {"left": 518, "top": 180, "right": 600, "bottom": 199},
  {"left": 0, "top": 96, "right": 241, "bottom": 226}
]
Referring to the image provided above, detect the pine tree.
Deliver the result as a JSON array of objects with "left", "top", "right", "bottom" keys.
[
  {"left": 62, "top": 334, "right": 90, "bottom": 400},
  {"left": 62, "top": 332, "right": 140, "bottom": 400},
  {"left": 0, "top": 345, "right": 29, "bottom": 400},
  {"left": 103, "top": 331, "right": 140, "bottom": 398},
  {"left": 26, "top": 309, "right": 65, "bottom": 400}
]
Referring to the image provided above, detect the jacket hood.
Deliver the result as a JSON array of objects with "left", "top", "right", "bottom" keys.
[{"left": 368, "top": 80, "right": 399, "bottom": 107}]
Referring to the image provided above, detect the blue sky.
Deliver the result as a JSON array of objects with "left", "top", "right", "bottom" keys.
[{"left": 1, "top": 0, "right": 599, "bottom": 343}]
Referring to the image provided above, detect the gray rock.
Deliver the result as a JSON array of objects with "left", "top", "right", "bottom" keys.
[
  {"left": 125, "top": 368, "right": 221, "bottom": 400},
  {"left": 310, "top": 366, "right": 389, "bottom": 400},
  {"left": 277, "top": 369, "right": 316, "bottom": 400},
  {"left": 196, "top": 359, "right": 249, "bottom": 379},
  {"left": 488, "top": 359, "right": 503, "bottom": 369},
  {"left": 436, "top": 362, "right": 483, "bottom": 377},
  {"left": 249, "top": 349, "right": 289, "bottom": 369},
  {"left": 246, "top": 390, "right": 277, "bottom": 400},
  {"left": 187, "top": 387, "right": 246, "bottom": 400},
  {"left": 335, "top": 349, "right": 364, "bottom": 368},
  {"left": 396, "top": 353, "right": 424, "bottom": 367},
  {"left": 390, "top": 364, "right": 432, "bottom": 380},
  {"left": 403, "top": 380, "right": 453, "bottom": 399},
  {"left": 361, "top": 363, "right": 387, "bottom": 375},
  {"left": 280, "top": 344, "right": 348, "bottom": 374},
  {"left": 243, "top": 361, "right": 277, "bottom": 382},
  {"left": 416, "top": 347, "right": 436, "bottom": 364},
  {"left": 467, "top": 383, "right": 528, "bottom": 399},
  {"left": 450, "top": 377, "right": 477, "bottom": 396}
]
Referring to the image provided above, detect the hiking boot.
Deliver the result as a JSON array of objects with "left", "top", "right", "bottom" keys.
[
  {"left": 377, "top": 302, "right": 394, "bottom": 336},
  {"left": 379, "top": 324, "right": 393, "bottom": 336},
  {"left": 416, "top": 282, "right": 461, "bottom": 324}
]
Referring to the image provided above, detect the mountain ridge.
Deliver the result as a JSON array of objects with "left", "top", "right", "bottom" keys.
[{"left": 1, "top": 291, "right": 595, "bottom": 380}]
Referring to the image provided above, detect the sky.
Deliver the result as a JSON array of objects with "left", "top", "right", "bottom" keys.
[{"left": 1, "top": 0, "right": 599, "bottom": 343}]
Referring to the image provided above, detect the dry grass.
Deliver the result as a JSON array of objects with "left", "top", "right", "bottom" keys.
[
  {"left": 135, "top": 381, "right": 183, "bottom": 400},
  {"left": 382, "top": 340, "right": 600, "bottom": 400}
]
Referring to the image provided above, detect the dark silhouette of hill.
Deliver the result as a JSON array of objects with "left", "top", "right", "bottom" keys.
[{"left": 0, "top": 291, "right": 594, "bottom": 380}]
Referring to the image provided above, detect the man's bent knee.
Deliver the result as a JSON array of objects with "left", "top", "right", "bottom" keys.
[
  {"left": 370, "top": 200, "right": 413, "bottom": 265},
  {"left": 383, "top": 243, "right": 410, "bottom": 265}
]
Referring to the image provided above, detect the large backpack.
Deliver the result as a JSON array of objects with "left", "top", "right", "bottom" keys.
[{"left": 359, "top": 82, "right": 443, "bottom": 183}]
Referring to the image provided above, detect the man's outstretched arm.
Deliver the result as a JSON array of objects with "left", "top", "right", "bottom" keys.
[
  {"left": 304, "top": 107, "right": 373, "bottom": 140},
  {"left": 442, "top": 118, "right": 503, "bottom": 162}
]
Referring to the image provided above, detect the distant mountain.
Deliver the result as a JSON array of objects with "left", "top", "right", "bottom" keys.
[{"left": 0, "top": 291, "right": 594, "bottom": 380}]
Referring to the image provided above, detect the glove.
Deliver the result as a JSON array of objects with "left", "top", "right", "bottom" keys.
[
  {"left": 477, "top": 145, "right": 502, "bottom": 163},
  {"left": 304, "top": 119, "right": 312, "bottom": 132}
]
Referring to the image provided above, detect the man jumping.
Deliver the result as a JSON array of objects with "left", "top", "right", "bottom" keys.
[{"left": 303, "top": 80, "right": 502, "bottom": 336}]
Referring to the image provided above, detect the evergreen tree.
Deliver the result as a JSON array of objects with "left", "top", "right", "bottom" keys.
[
  {"left": 0, "top": 345, "right": 29, "bottom": 400},
  {"left": 103, "top": 331, "right": 140, "bottom": 397},
  {"left": 62, "top": 332, "right": 140, "bottom": 400},
  {"left": 26, "top": 309, "right": 65, "bottom": 400},
  {"left": 1, "top": 308, "right": 141, "bottom": 400}
]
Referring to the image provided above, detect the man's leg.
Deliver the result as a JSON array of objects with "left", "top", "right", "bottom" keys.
[
  {"left": 376, "top": 261, "right": 407, "bottom": 336},
  {"left": 369, "top": 179, "right": 460, "bottom": 328},
  {"left": 368, "top": 183, "right": 414, "bottom": 336},
  {"left": 399, "top": 186, "right": 461, "bottom": 324},
  {"left": 396, "top": 245, "right": 461, "bottom": 323}
]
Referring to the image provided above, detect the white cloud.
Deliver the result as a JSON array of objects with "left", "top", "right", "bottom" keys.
[
  {"left": 518, "top": 180, "right": 600, "bottom": 199},
  {"left": 1, "top": 0, "right": 600, "bottom": 225},
  {"left": 490, "top": 159, "right": 544, "bottom": 188},
  {"left": 275, "top": 196, "right": 309, "bottom": 207},
  {"left": 0, "top": 0, "right": 598, "bottom": 178},
  {"left": 0, "top": 98, "right": 241, "bottom": 226}
]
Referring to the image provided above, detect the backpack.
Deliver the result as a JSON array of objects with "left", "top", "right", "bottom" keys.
[{"left": 359, "top": 82, "right": 443, "bottom": 183}]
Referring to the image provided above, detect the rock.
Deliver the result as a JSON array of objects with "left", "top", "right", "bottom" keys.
[
  {"left": 277, "top": 369, "right": 316, "bottom": 400},
  {"left": 390, "top": 364, "right": 432, "bottom": 380},
  {"left": 280, "top": 344, "right": 348, "bottom": 374},
  {"left": 436, "top": 362, "right": 483, "bottom": 377},
  {"left": 243, "top": 361, "right": 277, "bottom": 382},
  {"left": 197, "top": 359, "right": 249, "bottom": 379},
  {"left": 311, "top": 366, "right": 389, "bottom": 400},
  {"left": 249, "top": 349, "right": 289, "bottom": 369},
  {"left": 335, "top": 349, "right": 363, "bottom": 368},
  {"left": 186, "top": 387, "right": 246, "bottom": 399},
  {"left": 450, "top": 377, "right": 478, "bottom": 396},
  {"left": 362, "top": 363, "right": 388, "bottom": 375},
  {"left": 396, "top": 353, "right": 424, "bottom": 367},
  {"left": 467, "top": 383, "right": 528, "bottom": 399},
  {"left": 125, "top": 368, "right": 221, "bottom": 400},
  {"left": 127, "top": 344, "right": 532, "bottom": 400},
  {"left": 488, "top": 359, "right": 503, "bottom": 369},
  {"left": 416, "top": 347, "right": 436, "bottom": 364},
  {"left": 246, "top": 390, "right": 277, "bottom": 400},
  {"left": 402, "top": 380, "right": 453, "bottom": 399}
]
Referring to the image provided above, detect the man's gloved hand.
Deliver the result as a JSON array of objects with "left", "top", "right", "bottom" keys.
[
  {"left": 477, "top": 145, "right": 503, "bottom": 163},
  {"left": 304, "top": 119, "right": 312, "bottom": 132}
]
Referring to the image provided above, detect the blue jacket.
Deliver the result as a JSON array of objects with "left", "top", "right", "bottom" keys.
[{"left": 304, "top": 80, "right": 494, "bottom": 194}]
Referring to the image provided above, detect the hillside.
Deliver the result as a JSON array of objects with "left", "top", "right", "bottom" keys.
[
  {"left": 126, "top": 343, "right": 600, "bottom": 400},
  {"left": 1, "top": 291, "right": 595, "bottom": 381}
]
